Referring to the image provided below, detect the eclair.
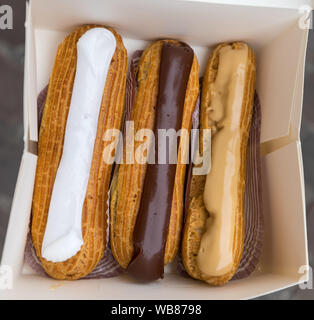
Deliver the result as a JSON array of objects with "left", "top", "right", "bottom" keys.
[
  {"left": 182, "top": 42, "right": 258, "bottom": 286},
  {"left": 31, "top": 25, "right": 127, "bottom": 280},
  {"left": 110, "top": 40, "right": 199, "bottom": 281}
]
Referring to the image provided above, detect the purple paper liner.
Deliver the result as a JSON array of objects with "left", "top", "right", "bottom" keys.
[{"left": 232, "top": 92, "right": 264, "bottom": 280}]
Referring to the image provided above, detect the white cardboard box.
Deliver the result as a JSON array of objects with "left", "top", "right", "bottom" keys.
[{"left": 0, "top": 0, "right": 311, "bottom": 299}]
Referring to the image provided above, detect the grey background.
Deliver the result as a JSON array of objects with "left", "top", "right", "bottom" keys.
[{"left": 0, "top": 1, "right": 313, "bottom": 299}]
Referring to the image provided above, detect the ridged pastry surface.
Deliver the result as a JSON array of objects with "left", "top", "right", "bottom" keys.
[
  {"left": 31, "top": 25, "right": 127, "bottom": 280},
  {"left": 110, "top": 40, "right": 199, "bottom": 269},
  {"left": 182, "top": 42, "right": 256, "bottom": 286}
]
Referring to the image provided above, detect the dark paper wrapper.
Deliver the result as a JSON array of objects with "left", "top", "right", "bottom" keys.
[{"left": 232, "top": 92, "right": 264, "bottom": 280}]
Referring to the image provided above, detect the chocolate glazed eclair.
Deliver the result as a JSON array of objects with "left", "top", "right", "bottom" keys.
[{"left": 110, "top": 40, "right": 199, "bottom": 281}]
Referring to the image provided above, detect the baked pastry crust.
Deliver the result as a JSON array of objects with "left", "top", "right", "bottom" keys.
[
  {"left": 182, "top": 42, "right": 256, "bottom": 286},
  {"left": 31, "top": 25, "right": 127, "bottom": 280},
  {"left": 110, "top": 40, "right": 199, "bottom": 268}
]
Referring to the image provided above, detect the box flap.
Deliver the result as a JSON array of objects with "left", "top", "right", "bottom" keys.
[
  {"left": 26, "top": 1, "right": 38, "bottom": 143},
  {"left": 23, "top": 2, "right": 29, "bottom": 151},
  {"left": 1, "top": 152, "right": 37, "bottom": 278},
  {"left": 0, "top": 272, "right": 303, "bottom": 300},
  {"left": 290, "top": 28, "right": 308, "bottom": 136},
  {"left": 261, "top": 141, "right": 308, "bottom": 276},
  {"left": 258, "top": 23, "right": 307, "bottom": 142},
  {"left": 183, "top": 0, "right": 312, "bottom": 10}
]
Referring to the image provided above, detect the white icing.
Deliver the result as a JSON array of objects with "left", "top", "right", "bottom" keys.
[{"left": 41, "top": 28, "right": 116, "bottom": 262}]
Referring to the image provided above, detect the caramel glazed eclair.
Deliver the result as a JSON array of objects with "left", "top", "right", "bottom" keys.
[
  {"left": 31, "top": 25, "right": 127, "bottom": 280},
  {"left": 110, "top": 40, "right": 199, "bottom": 281},
  {"left": 182, "top": 42, "right": 256, "bottom": 286}
]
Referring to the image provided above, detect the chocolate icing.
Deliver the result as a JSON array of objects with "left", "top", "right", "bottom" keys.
[{"left": 127, "top": 42, "right": 194, "bottom": 282}]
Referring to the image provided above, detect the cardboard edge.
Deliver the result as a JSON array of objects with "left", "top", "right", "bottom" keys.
[
  {"left": 296, "top": 140, "right": 309, "bottom": 270},
  {"left": 0, "top": 152, "right": 37, "bottom": 279},
  {"left": 260, "top": 27, "right": 308, "bottom": 156},
  {"left": 182, "top": 0, "right": 312, "bottom": 10},
  {"left": 27, "top": 0, "right": 38, "bottom": 144},
  {"left": 259, "top": 21, "right": 307, "bottom": 143},
  {"left": 23, "top": 1, "right": 30, "bottom": 152},
  {"left": 290, "top": 28, "right": 309, "bottom": 136},
  {"left": 0, "top": 272, "right": 302, "bottom": 300},
  {"left": 260, "top": 140, "right": 308, "bottom": 278},
  {"left": 246, "top": 277, "right": 305, "bottom": 300}
]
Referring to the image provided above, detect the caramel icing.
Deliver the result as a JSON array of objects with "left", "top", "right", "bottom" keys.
[{"left": 197, "top": 44, "right": 248, "bottom": 277}]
